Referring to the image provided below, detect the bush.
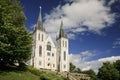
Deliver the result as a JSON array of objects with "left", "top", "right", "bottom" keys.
[
  {"left": 40, "top": 74, "right": 50, "bottom": 80},
  {"left": 27, "top": 66, "right": 42, "bottom": 76}
]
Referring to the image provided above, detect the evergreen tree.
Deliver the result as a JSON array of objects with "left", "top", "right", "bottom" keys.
[
  {"left": 0, "top": 0, "right": 32, "bottom": 67},
  {"left": 97, "top": 62, "right": 119, "bottom": 80}
]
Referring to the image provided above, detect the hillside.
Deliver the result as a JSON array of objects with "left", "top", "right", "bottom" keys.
[{"left": 0, "top": 66, "right": 69, "bottom": 80}]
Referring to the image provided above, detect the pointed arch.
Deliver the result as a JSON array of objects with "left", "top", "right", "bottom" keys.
[{"left": 39, "top": 46, "right": 42, "bottom": 56}]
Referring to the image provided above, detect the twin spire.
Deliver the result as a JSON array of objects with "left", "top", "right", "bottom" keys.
[
  {"left": 36, "top": 6, "right": 45, "bottom": 31},
  {"left": 36, "top": 6, "right": 67, "bottom": 39},
  {"left": 58, "top": 20, "right": 67, "bottom": 39}
]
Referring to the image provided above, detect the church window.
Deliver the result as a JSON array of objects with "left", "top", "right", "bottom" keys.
[
  {"left": 52, "top": 53, "right": 54, "bottom": 57},
  {"left": 63, "top": 40, "right": 64, "bottom": 47},
  {"left": 39, "top": 46, "right": 42, "bottom": 56},
  {"left": 47, "top": 42, "right": 51, "bottom": 51},
  {"left": 42, "top": 34, "right": 43, "bottom": 41},
  {"left": 39, "top": 61, "right": 41, "bottom": 65},
  {"left": 65, "top": 41, "right": 67, "bottom": 48},
  {"left": 38, "top": 33, "right": 40, "bottom": 40},
  {"left": 47, "top": 52, "right": 50, "bottom": 56},
  {"left": 48, "top": 58, "right": 50, "bottom": 61},
  {"left": 64, "top": 64, "right": 66, "bottom": 69},
  {"left": 53, "top": 64, "right": 55, "bottom": 67},
  {"left": 48, "top": 63, "right": 50, "bottom": 66},
  {"left": 64, "top": 51, "right": 66, "bottom": 61}
]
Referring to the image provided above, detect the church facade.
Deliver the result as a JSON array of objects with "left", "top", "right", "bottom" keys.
[{"left": 28, "top": 7, "right": 69, "bottom": 72}]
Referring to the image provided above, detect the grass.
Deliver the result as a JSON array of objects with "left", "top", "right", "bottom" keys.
[
  {"left": 0, "top": 66, "right": 69, "bottom": 80},
  {"left": 0, "top": 71, "right": 39, "bottom": 80}
]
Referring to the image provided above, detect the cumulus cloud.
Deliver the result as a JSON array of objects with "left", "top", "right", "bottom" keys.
[
  {"left": 69, "top": 52, "right": 120, "bottom": 73},
  {"left": 44, "top": 0, "right": 115, "bottom": 39}
]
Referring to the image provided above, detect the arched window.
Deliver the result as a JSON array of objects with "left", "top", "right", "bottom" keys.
[
  {"left": 38, "top": 33, "right": 40, "bottom": 40},
  {"left": 64, "top": 51, "right": 66, "bottom": 61},
  {"left": 39, "top": 46, "right": 42, "bottom": 56},
  {"left": 47, "top": 52, "right": 50, "bottom": 56},
  {"left": 65, "top": 41, "right": 67, "bottom": 48},
  {"left": 63, "top": 40, "right": 64, "bottom": 47},
  {"left": 39, "top": 61, "right": 41, "bottom": 65},
  {"left": 47, "top": 42, "right": 51, "bottom": 51},
  {"left": 48, "top": 63, "right": 50, "bottom": 66},
  {"left": 42, "top": 34, "right": 43, "bottom": 41}
]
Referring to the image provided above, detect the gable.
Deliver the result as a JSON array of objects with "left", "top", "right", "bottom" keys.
[{"left": 45, "top": 36, "right": 56, "bottom": 47}]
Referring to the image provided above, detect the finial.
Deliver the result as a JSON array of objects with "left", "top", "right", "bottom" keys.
[
  {"left": 60, "top": 16, "right": 63, "bottom": 28},
  {"left": 39, "top": 6, "right": 42, "bottom": 9}
]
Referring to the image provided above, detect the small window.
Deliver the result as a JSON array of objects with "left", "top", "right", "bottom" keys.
[
  {"left": 64, "top": 51, "right": 66, "bottom": 61},
  {"left": 48, "top": 58, "right": 50, "bottom": 61},
  {"left": 42, "top": 34, "right": 43, "bottom": 41},
  {"left": 64, "top": 65, "right": 66, "bottom": 69},
  {"left": 39, "top": 46, "right": 42, "bottom": 56},
  {"left": 48, "top": 63, "right": 50, "bottom": 66},
  {"left": 52, "top": 53, "right": 54, "bottom": 57},
  {"left": 47, "top": 42, "right": 51, "bottom": 51},
  {"left": 39, "top": 61, "right": 41, "bottom": 65},
  {"left": 38, "top": 33, "right": 40, "bottom": 40},
  {"left": 53, "top": 64, "right": 55, "bottom": 67},
  {"left": 63, "top": 40, "right": 64, "bottom": 47},
  {"left": 47, "top": 52, "right": 50, "bottom": 56},
  {"left": 65, "top": 41, "right": 67, "bottom": 48}
]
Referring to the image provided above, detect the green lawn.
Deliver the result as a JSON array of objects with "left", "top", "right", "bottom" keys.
[
  {"left": 0, "top": 66, "right": 69, "bottom": 80},
  {"left": 0, "top": 71, "right": 39, "bottom": 80}
]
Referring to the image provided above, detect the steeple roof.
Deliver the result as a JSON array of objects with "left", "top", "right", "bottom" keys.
[
  {"left": 35, "top": 6, "right": 45, "bottom": 31},
  {"left": 58, "top": 20, "right": 67, "bottom": 39}
]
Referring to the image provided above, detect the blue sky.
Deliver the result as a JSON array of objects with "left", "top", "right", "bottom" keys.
[{"left": 20, "top": 0, "right": 120, "bottom": 72}]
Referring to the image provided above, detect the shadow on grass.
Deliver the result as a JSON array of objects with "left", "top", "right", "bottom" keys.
[{"left": 0, "top": 64, "right": 28, "bottom": 76}]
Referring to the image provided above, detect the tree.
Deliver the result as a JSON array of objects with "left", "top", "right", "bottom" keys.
[
  {"left": 74, "top": 67, "right": 81, "bottom": 73},
  {"left": 69, "top": 62, "right": 76, "bottom": 72},
  {"left": 97, "top": 62, "right": 119, "bottom": 80},
  {"left": 0, "top": 0, "right": 32, "bottom": 67},
  {"left": 114, "top": 60, "right": 120, "bottom": 73},
  {"left": 83, "top": 69, "right": 98, "bottom": 80}
]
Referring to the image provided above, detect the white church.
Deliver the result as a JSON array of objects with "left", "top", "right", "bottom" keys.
[{"left": 28, "top": 7, "right": 69, "bottom": 72}]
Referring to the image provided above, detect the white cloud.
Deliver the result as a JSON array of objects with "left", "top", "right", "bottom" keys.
[
  {"left": 69, "top": 51, "right": 94, "bottom": 67},
  {"left": 67, "top": 33, "right": 76, "bottom": 39},
  {"left": 69, "top": 52, "right": 120, "bottom": 73},
  {"left": 44, "top": 0, "right": 115, "bottom": 39},
  {"left": 113, "top": 38, "right": 120, "bottom": 48}
]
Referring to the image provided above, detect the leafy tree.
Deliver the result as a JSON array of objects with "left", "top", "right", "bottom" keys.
[
  {"left": 97, "top": 62, "right": 119, "bottom": 80},
  {"left": 114, "top": 60, "right": 120, "bottom": 73},
  {"left": 83, "top": 69, "right": 98, "bottom": 80},
  {"left": 74, "top": 67, "right": 81, "bottom": 73},
  {"left": 0, "top": 0, "right": 32, "bottom": 68},
  {"left": 69, "top": 62, "right": 76, "bottom": 72}
]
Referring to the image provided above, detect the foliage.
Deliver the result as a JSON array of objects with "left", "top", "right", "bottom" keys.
[
  {"left": 27, "top": 66, "right": 43, "bottom": 76},
  {"left": 113, "top": 60, "right": 120, "bottom": 73},
  {"left": 69, "top": 62, "right": 81, "bottom": 73},
  {"left": 97, "top": 61, "right": 119, "bottom": 80},
  {"left": 83, "top": 69, "right": 98, "bottom": 80},
  {"left": 74, "top": 67, "right": 81, "bottom": 73},
  {"left": 70, "top": 62, "right": 76, "bottom": 72},
  {"left": 0, "top": 0, "right": 32, "bottom": 67}
]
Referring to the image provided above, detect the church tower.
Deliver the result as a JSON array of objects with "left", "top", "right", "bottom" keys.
[
  {"left": 57, "top": 21, "right": 69, "bottom": 72},
  {"left": 31, "top": 7, "right": 46, "bottom": 69}
]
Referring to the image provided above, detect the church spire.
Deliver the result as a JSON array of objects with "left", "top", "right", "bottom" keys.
[
  {"left": 36, "top": 6, "right": 45, "bottom": 31},
  {"left": 58, "top": 20, "right": 67, "bottom": 39}
]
